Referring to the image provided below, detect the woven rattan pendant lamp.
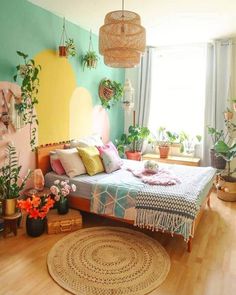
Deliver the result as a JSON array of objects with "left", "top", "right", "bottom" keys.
[{"left": 99, "top": 0, "right": 146, "bottom": 68}]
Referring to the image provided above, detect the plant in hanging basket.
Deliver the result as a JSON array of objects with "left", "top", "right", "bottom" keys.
[
  {"left": 82, "top": 51, "right": 99, "bottom": 70},
  {"left": 58, "top": 18, "right": 77, "bottom": 58},
  {"left": 99, "top": 78, "right": 123, "bottom": 109},
  {"left": 13, "top": 51, "right": 41, "bottom": 150},
  {"left": 65, "top": 38, "right": 77, "bottom": 57}
]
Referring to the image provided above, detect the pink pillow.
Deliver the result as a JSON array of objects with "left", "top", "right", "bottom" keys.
[
  {"left": 97, "top": 141, "right": 119, "bottom": 155},
  {"left": 100, "top": 149, "right": 122, "bottom": 173},
  {"left": 51, "top": 159, "right": 66, "bottom": 175}
]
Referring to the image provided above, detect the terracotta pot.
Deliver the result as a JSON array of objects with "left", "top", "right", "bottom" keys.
[
  {"left": 224, "top": 111, "right": 233, "bottom": 120},
  {"left": 125, "top": 151, "right": 142, "bottom": 161},
  {"left": 233, "top": 103, "right": 236, "bottom": 112},
  {"left": 2, "top": 198, "right": 17, "bottom": 216},
  {"left": 59, "top": 46, "right": 67, "bottom": 57},
  {"left": 159, "top": 146, "right": 170, "bottom": 158}
]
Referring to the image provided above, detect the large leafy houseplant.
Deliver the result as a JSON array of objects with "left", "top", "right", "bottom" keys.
[
  {"left": 116, "top": 125, "right": 150, "bottom": 160},
  {"left": 0, "top": 144, "right": 31, "bottom": 200},
  {"left": 99, "top": 78, "right": 123, "bottom": 109},
  {"left": 13, "top": 51, "right": 41, "bottom": 150}
]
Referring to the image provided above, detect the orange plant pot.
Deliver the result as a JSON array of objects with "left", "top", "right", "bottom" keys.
[
  {"left": 158, "top": 146, "right": 170, "bottom": 158},
  {"left": 125, "top": 151, "right": 142, "bottom": 161},
  {"left": 59, "top": 46, "right": 67, "bottom": 57}
]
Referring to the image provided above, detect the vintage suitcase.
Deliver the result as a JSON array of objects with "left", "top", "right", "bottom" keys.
[{"left": 47, "top": 209, "right": 82, "bottom": 234}]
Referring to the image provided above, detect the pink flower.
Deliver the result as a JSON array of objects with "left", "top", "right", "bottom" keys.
[
  {"left": 54, "top": 195, "right": 60, "bottom": 202},
  {"left": 50, "top": 185, "right": 59, "bottom": 195},
  {"left": 71, "top": 184, "right": 76, "bottom": 192},
  {"left": 61, "top": 188, "right": 70, "bottom": 196}
]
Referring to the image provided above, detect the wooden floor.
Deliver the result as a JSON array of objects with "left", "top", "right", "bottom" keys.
[{"left": 0, "top": 192, "right": 236, "bottom": 295}]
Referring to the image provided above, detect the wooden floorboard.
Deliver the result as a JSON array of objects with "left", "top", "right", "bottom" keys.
[{"left": 0, "top": 192, "right": 236, "bottom": 295}]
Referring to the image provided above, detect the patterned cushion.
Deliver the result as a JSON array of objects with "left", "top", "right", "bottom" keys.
[
  {"left": 96, "top": 141, "right": 119, "bottom": 156},
  {"left": 77, "top": 146, "right": 104, "bottom": 176},
  {"left": 100, "top": 149, "right": 122, "bottom": 173},
  {"left": 56, "top": 148, "right": 86, "bottom": 178}
]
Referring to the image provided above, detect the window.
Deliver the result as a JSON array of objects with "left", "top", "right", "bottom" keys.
[{"left": 148, "top": 45, "right": 207, "bottom": 138}]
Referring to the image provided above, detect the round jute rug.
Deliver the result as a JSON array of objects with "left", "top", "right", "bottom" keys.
[{"left": 47, "top": 226, "right": 170, "bottom": 295}]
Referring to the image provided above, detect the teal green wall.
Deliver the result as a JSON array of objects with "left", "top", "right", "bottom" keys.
[{"left": 0, "top": 0, "right": 125, "bottom": 142}]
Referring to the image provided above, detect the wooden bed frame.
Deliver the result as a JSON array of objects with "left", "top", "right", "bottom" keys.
[{"left": 36, "top": 142, "right": 212, "bottom": 253}]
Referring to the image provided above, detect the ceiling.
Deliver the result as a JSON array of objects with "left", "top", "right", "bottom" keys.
[{"left": 29, "top": 0, "right": 236, "bottom": 45}]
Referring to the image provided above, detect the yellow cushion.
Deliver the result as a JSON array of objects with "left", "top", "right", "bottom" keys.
[{"left": 77, "top": 146, "right": 104, "bottom": 176}]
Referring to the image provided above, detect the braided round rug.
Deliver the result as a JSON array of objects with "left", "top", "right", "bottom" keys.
[{"left": 47, "top": 226, "right": 170, "bottom": 295}]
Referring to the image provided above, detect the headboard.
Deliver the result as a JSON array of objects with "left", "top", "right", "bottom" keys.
[{"left": 36, "top": 141, "right": 70, "bottom": 175}]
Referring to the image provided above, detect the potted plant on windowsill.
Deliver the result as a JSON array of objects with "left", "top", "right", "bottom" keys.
[
  {"left": 0, "top": 144, "right": 31, "bottom": 216},
  {"left": 116, "top": 125, "right": 150, "bottom": 161},
  {"left": 224, "top": 108, "right": 233, "bottom": 120},
  {"left": 155, "top": 127, "right": 180, "bottom": 158}
]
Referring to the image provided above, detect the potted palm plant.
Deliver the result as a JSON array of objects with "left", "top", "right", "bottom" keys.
[
  {"left": 0, "top": 144, "right": 31, "bottom": 216},
  {"left": 116, "top": 125, "right": 150, "bottom": 161}
]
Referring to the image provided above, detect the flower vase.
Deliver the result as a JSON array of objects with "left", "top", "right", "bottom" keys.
[
  {"left": 26, "top": 216, "right": 46, "bottom": 237},
  {"left": 57, "top": 198, "right": 69, "bottom": 215}
]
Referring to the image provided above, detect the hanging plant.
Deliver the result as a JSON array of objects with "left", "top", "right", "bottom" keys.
[
  {"left": 13, "top": 51, "right": 41, "bottom": 150},
  {"left": 59, "top": 18, "right": 77, "bottom": 58},
  {"left": 99, "top": 78, "right": 123, "bottom": 109},
  {"left": 82, "top": 30, "right": 99, "bottom": 70}
]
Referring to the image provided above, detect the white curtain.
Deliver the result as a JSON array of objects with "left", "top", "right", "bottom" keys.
[
  {"left": 136, "top": 47, "right": 155, "bottom": 127},
  {"left": 203, "top": 40, "right": 233, "bottom": 166}
]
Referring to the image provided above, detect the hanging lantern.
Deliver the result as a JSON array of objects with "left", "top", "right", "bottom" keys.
[
  {"left": 123, "top": 79, "right": 134, "bottom": 111},
  {"left": 99, "top": 0, "right": 146, "bottom": 68}
]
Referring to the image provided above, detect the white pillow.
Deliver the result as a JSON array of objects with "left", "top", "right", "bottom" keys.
[
  {"left": 56, "top": 148, "right": 86, "bottom": 178},
  {"left": 70, "top": 134, "right": 103, "bottom": 148}
]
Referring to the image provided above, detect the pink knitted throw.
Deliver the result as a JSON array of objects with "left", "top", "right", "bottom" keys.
[{"left": 127, "top": 167, "right": 181, "bottom": 185}]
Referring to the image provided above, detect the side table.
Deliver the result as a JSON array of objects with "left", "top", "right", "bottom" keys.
[{"left": 2, "top": 212, "right": 21, "bottom": 238}]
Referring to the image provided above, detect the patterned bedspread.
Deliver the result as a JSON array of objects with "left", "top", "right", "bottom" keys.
[{"left": 90, "top": 160, "right": 216, "bottom": 241}]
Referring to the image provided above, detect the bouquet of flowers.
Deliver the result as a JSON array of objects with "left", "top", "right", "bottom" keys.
[
  {"left": 50, "top": 180, "right": 76, "bottom": 202},
  {"left": 17, "top": 195, "right": 55, "bottom": 219}
]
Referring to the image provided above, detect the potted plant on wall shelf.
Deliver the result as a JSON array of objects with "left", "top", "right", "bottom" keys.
[
  {"left": 0, "top": 144, "right": 31, "bottom": 216},
  {"left": 116, "top": 125, "right": 150, "bottom": 161},
  {"left": 99, "top": 78, "right": 123, "bottom": 109},
  {"left": 13, "top": 51, "right": 41, "bottom": 150},
  {"left": 82, "top": 30, "right": 99, "bottom": 70}
]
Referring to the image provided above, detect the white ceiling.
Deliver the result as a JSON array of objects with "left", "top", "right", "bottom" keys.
[{"left": 29, "top": 0, "right": 236, "bottom": 45}]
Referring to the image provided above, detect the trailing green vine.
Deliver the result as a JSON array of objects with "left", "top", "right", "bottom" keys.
[{"left": 13, "top": 51, "right": 41, "bottom": 150}]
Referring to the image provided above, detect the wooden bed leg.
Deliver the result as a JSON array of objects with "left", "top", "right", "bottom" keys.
[{"left": 187, "top": 237, "right": 192, "bottom": 253}]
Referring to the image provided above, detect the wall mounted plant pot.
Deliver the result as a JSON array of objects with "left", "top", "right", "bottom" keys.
[
  {"left": 2, "top": 198, "right": 16, "bottom": 216},
  {"left": 125, "top": 151, "right": 142, "bottom": 161},
  {"left": 159, "top": 146, "right": 170, "bottom": 158},
  {"left": 59, "top": 46, "right": 67, "bottom": 57},
  {"left": 99, "top": 85, "right": 114, "bottom": 101},
  {"left": 210, "top": 149, "right": 226, "bottom": 169},
  {"left": 26, "top": 216, "right": 46, "bottom": 237},
  {"left": 57, "top": 198, "right": 69, "bottom": 215},
  {"left": 224, "top": 111, "right": 233, "bottom": 120}
]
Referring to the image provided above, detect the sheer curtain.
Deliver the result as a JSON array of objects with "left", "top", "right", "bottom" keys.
[
  {"left": 136, "top": 47, "right": 155, "bottom": 126},
  {"left": 203, "top": 40, "right": 233, "bottom": 166}
]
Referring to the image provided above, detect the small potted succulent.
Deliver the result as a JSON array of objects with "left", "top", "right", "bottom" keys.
[{"left": 82, "top": 51, "right": 99, "bottom": 70}]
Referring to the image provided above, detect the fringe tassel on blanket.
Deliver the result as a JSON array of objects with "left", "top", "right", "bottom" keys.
[{"left": 134, "top": 208, "right": 194, "bottom": 242}]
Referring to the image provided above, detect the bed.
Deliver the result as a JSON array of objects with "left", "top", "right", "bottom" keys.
[{"left": 36, "top": 142, "right": 216, "bottom": 252}]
